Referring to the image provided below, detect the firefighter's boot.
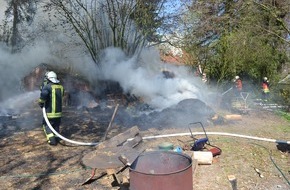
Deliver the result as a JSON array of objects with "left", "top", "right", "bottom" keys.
[
  {"left": 43, "top": 125, "right": 57, "bottom": 145},
  {"left": 47, "top": 133, "right": 57, "bottom": 145}
]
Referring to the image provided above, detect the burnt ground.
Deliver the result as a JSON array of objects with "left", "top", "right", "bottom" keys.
[{"left": 0, "top": 98, "right": 290, "bottom": 190}]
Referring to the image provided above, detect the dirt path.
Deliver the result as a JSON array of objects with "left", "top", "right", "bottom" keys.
[{"left": 0, "top": 105, "right": 289, "bottom": 190}]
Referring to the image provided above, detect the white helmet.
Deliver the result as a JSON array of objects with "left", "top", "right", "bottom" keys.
[
  {"left": 263, "top": 77, "right": 268, "bottom": 81},
  {"left": 46, "top": 71, "right": 59, "bottom": 83},
  {"left": 235, "top": 76, "right": 239, "bottom": 80}
]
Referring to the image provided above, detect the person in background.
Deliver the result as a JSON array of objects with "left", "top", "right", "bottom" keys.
[
  {"left": 262, "top": 77, "right": 270, "bottom": 101},
  {"left": 38, "top": 71, "right": 64, "bottom": 145},
  {"left": 202, "top": 73, "right": 208, "bottom": 83},
  {"left": 233, "top": 75, "right": 243, "bottom": 96},
  {"left": 40, "top": 71, "right": 48, "bottom": 91}
]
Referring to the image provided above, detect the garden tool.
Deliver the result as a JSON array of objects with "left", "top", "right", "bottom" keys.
[{"left": 189, "top": 122, "right": 222, "bottom": 156}]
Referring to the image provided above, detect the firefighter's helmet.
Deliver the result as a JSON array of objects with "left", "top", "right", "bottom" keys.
[{"left": 46, "top": 71, "right": 59, "bottom": 83}]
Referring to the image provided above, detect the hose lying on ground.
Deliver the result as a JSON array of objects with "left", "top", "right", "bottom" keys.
[
  {"left": 44, "top": 107, "right": 290, "bottom": 146},
  {"left": 43, "top": 107, "right": 99, "bottom": 146},
  {"left": 128, "top": 132, "right": 290, "bottom": 145}
]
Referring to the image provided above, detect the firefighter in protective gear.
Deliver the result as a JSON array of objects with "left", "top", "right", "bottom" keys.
[
  {"left": 38, "top": 71, "right": 64, "bottom": 145},
  {"left": 262, "top": 77, "right": 270, "bottom": 101},
  {"left": 233, "top": 75, "right": 242, "bottom": 96}
]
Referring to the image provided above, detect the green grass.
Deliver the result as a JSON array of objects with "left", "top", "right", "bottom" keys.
[{"left": 276, "top": 110, "right": 290, "bottom": 121}]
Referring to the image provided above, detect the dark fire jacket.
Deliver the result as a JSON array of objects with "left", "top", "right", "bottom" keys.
[{"left": 39, "top": 82, "right": 64, "bottom": 118}]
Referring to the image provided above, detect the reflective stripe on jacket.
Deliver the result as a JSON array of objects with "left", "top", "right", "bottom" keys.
[
  {"left": 235, "top": 79, "right": 242, "bottom": 91},
  {"left": 39, "top": 83, "right": 64, "bottom": 118}
]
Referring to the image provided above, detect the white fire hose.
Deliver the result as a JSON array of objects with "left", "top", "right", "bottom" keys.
[
  {"left": 128, "top": 132, "right": 290, "bottom": 145},
  {"left": 42, "top": 107, "right": 99, "bottom": 146},
  {"left": 43, "top": 107, "right": 290, "bottom": 146}
]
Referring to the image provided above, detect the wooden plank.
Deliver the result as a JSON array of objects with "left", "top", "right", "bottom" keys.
[
  {"left": 82, "top": 146, "right": 141, "bottom": 169},
  {"left": 224, "top": 114, "right": 242, "bottom": 120},
  {"left": 122, "top": 134, "right": 142, "bottom": 148},
  {"left": 97, "top": 126, "right": 140, "bottom": 149}
]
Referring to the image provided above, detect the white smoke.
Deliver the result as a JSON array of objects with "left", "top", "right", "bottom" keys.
[
  {"left": 0, "top": 42, "right": 52, "bottom": 101},
  {"left": 0, "top": 91, "right": 39, "bottom": 115},
  {"left": 0, "top": 0, "right": 213, "bottom": 113},
  {"left": 0, "top": 40, "right": 212, "bottom": 114},
  {"left": 98, "top": 47, "right": 208, "bottom": 110}
]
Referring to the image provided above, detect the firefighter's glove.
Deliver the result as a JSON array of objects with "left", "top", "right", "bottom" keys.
[
  {"left": 38, "top": 99, "right": 45, "bottom": 108},
  {"left": 38, "top": 102, "right": 44, "bottom": 108}
]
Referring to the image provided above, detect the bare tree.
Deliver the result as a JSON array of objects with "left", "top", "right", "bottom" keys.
[
  {"left": 44, "top": 0, "right": 167, "bottom": 66},
  {"left": 4, "top": 0, "right": 38, "bottom": 53}
]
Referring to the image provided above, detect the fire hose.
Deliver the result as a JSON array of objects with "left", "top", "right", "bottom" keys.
[
  {"left": 127, "top": 132, "right": 290, "bottom": 145},
  {"left": 42, "top": 107, "right": 99, "bottom": 146},
  {"left": 43, "top": 105, "right": 290, "bottom": 146},
  {"left": 222, "top": 87, "right": 233, "bottom": 96}
]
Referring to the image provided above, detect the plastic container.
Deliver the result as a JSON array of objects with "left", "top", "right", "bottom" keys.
[{"left": 158, "top": 142, "right": 174, "bottom": 151}]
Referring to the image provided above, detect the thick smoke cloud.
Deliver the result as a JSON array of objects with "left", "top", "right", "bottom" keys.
[
  {"left": 0, "top": 0, "right": 214, "bottom": 114},
  {"left": 0, "top": 41, "right": 213, "bottom": 115},
  {"left": 0, "top": 42, "right": 52, "bottom": 111},
  {"left": 98, "top": 47, "right": 209, "bottom": 110}
]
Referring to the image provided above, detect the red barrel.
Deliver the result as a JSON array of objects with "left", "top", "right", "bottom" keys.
[{"left": 129, "top": 151, "right": 193, "bottom": 190}]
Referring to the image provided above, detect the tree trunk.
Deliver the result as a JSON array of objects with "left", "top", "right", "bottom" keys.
[{"left": 11, "top": 0, "right": 19, "bottom": 53}]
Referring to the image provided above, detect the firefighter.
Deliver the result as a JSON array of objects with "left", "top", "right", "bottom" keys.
[
  {"left": 262, "top": 77, "right": 270, "bottom": 101},
  {"left": 233, "top": 75, "right": 242, "bottom": 96},
  {"left": 38, "top": 71, "right": 64, "bottom": 145}
]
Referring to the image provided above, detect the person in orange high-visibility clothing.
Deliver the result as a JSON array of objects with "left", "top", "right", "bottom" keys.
[
  {"left": 262, "top": 77, "right": 270, "bottom": 101},
  {"left": 233, "top": 76, "right": 242, "bottom": 96}
]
